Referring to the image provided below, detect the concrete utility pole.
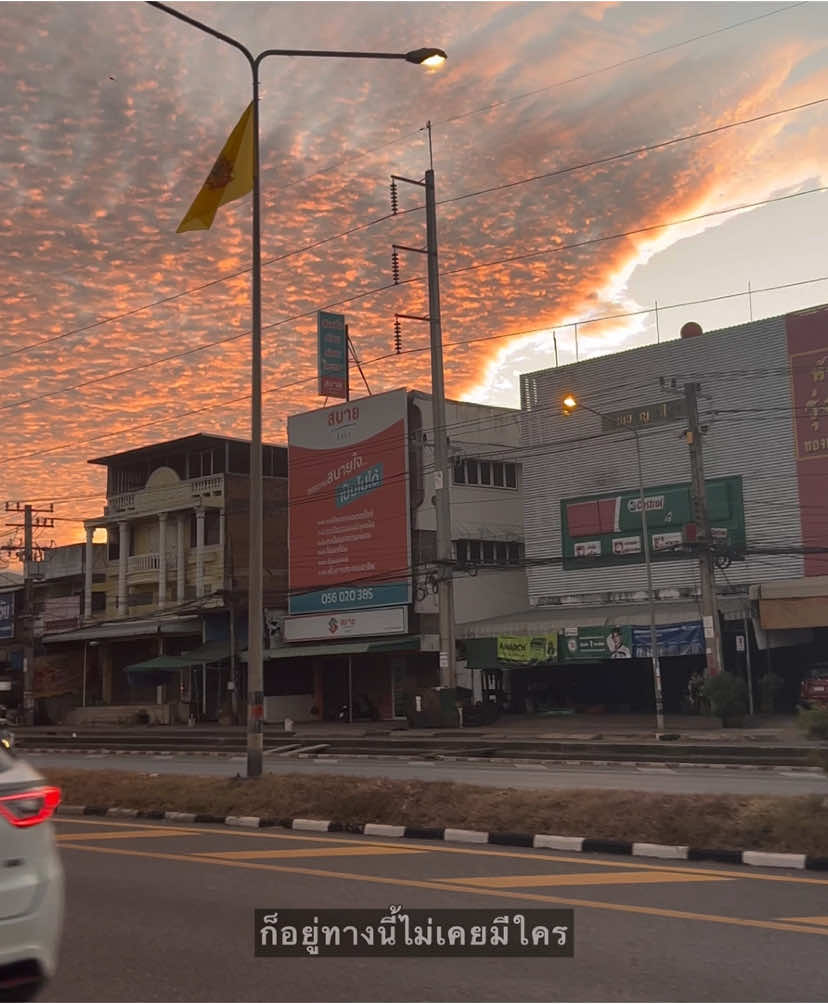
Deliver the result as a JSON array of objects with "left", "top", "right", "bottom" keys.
[
  {"left": 424, "top": 167, "right": 456, "bottom": 690},
  {"left": 390, "top": 150, "right": 456, "bottom": 690},
  {"left": 2, "top": 502, "right": 55, "bottom": 725},
  {"left": 684, "top": 383, "right": 723, "bottom": 677}
]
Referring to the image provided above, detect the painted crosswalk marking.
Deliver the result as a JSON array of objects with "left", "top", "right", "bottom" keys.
[
  {"left": 195, "top": 845, "right": 424, "bottom": 860},
  {"left": 56, "top": 827, "right": 195, "bottom": 841},
  {"left": 439, "top": 870, "right": 733, "bottom": 888}
]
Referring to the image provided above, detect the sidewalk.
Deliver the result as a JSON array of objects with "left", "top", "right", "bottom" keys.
[{"left": 288, "top": 713, "right": 817, "bottom": 747}]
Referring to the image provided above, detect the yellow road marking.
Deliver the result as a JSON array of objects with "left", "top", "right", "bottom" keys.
[
  {"left": 778, "top": 916, "right": 828, "bottom": 927},
  {"left": 442, "top": 870, "right": 733, "bottom": 888},
  {"left": 55, "top": 827, "right": 195, "bottom": 841},
  {"left": 54, "top": 817, "right": 828, "bottom": 886},
  {"left": 195, "top": 845, "right": 424, "bottom": 860},
  {"left": 56, "top": 841, "right": 828, "bottom": 939}
]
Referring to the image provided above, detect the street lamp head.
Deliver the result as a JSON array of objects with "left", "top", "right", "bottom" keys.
[
  {"left": 405, "top": 47, "right": 447, "bottom": 68},
  {"left": 562, "top": 394, "right": 578, "bottom": 415}
]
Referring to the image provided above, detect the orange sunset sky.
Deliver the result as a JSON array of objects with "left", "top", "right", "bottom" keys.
[{"left": 2, "top": 1, "right": 827, "bottom": 558}]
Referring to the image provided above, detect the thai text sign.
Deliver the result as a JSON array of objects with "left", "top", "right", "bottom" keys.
[
  {"left": 561, "top": 625, "right": 632, "bottom": 661},
  {"left": 255, "top": 907, "right": 573, "bottom": 957},
  {"left": 496, "top": 634, "right": 558, "bottom": 665},
  {"left": 561, "top": 476, "right": 745, "bottom": 570},
  {"left": 632, "top": 622, "right": 703, "bottom": 658},
  {"left": 600, "top": 398, "right": 686, "bottom": 432},
  {"left": 287, "top": 390, "right": 411, "bottom": 615},
  {"left": 317, "top": 311, "right": 348, "bottom": 399},
  {"left": 283, "top": 606, "right": 408, "bottom": 642}
]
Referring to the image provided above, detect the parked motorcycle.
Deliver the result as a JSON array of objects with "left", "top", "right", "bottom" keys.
[{"left": 0, "top": 705, "right": 14, "bottom": 751}]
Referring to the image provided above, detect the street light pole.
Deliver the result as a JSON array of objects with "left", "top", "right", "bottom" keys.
[
  {"left": 562, "top": 396, "right": 665, "bottom": 735},
  {"left": 147, "top": 2, "right": 445, "bottom": 776},
  {"left": 632, "top": 428, "right": 665, "bottom": 733}
]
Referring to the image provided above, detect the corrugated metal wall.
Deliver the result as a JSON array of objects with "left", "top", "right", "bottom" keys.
[{"left": 519, "top": 315, "right": 804, "bottom": 604}]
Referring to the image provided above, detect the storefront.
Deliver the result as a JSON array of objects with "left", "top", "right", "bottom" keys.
[{"left": 459, "top": 602, "right": 707, "bottom": 714}]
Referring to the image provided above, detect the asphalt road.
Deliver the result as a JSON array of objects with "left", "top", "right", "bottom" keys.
[
  {"left": 27, "top": 752, "right": 828, "bottom": 795},
  {"left": 44, "top": 817, "right": 828, "bottom": 1002}
]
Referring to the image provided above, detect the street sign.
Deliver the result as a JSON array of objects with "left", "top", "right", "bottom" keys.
[
  {"left": 317, "top": 311, "right": 349, "bottom": 399},
  {"left": 601, "top": 398, "right": 686, "bottom": 432}
]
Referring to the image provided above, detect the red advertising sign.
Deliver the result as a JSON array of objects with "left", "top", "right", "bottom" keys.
[
  {"left": 287, "top": 389, "right": 411, "bottom": 614},
  {"left": 786, "top": 306, "right": 828, "bottom": 575}
]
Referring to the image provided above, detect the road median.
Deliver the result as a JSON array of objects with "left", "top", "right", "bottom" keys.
[{"left": 45, "top": 766, "right": 828, "bottom": 862}]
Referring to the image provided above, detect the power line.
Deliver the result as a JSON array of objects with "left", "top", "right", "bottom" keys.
[
  {"left": 6, "top": 182, "right": 826, "bottom": 414},
  {"left": 439, "top": 95, "right": 828, "bottom": 208},
  {"left": 5, "top": 86, "right": 823, "bottom": 371},
  {"left": 431, "top": 3, "right": 807, "bottom": 127}
]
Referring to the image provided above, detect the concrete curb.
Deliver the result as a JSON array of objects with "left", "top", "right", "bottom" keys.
[
  {"left": 23, "top": 747, "right": 826, "bottom": 772},
  {"left": 55, "top": 803, "right": 828, "bottom": 872}
]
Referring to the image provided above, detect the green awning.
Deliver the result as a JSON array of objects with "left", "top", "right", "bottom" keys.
[
  {"left": 181, "top": 640, "right": 230, "bottom": 664},
  {"left": 241, "top": 635, "right": 421, "bottom": 662},
  {"left": 124, "top": 654, "right": 193, "bottom": 673}
]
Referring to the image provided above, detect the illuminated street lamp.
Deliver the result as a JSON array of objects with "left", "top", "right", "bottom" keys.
[
  {"left": 148, "top": 1, "right": 446, "bottom": 777},
  {"left": 562, "top": 394, "right": 665, "bottom": 735}
]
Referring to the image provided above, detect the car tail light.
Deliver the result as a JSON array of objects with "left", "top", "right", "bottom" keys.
[{"left": 0, "top": 786, "right": 61, "bottom": 828}]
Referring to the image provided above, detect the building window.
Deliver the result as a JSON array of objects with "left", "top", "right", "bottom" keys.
[
  {"left": 92, "top": 592, "right": 106, "bottom": 612},
  {"left": 454, "top": 538, "right": 524, "bottom": 567},
  {"left": 107, "top": 528, "right": 119, "bottom": 561},
  {"left": 451, "top": 458, "right": 518, "bottom": 490}
]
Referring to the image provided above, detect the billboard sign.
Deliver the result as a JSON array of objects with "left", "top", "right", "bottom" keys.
[
  {"left": 284, "top": 606, "right": 408, "bottom": 643},
  {"left": 288, "top": 389, "right": 411, "bottom": 615},
  {"left": 560, "top": 625, "right": 633, "bottom": 661},
  {"left": 496, "top": 634, "right": 558, "bottom": 666},
  {"left": 632, "top": 622, "right": 703, "bottom": 658},
  {"left": 317, "top": 311, "right": 349, "bottom": 399},
  {"left": 0, "top": 593, "right": 13, "bottom": 640},
  {"left": 561, "top": 477, "right": 745, "bottom": 570}
]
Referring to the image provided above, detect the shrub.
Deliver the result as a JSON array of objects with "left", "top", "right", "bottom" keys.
[
  {"left": 702, "top": 672, "right": 748, "bottom": 721},
  {"left": 758, "top": 672, "right": 784, "bottom": 714},
  {"left": 797, "top": 709, "right": 828, "bottom": 740}
]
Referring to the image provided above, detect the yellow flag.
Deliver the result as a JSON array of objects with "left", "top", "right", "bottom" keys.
[{"left": 177, "top": 103, "right": 254, "bottom": 233}]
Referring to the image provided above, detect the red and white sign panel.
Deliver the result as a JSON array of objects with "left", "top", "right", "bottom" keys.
[{"left": 287, "top": 389, "right": 411, "bottom": 604}]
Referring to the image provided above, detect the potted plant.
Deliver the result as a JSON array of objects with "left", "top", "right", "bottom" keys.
[{"left": 702, "top": 672, "right": 749, "bottom": 727}]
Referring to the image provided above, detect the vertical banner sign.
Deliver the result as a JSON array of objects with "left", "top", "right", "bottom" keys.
[
  {"left": 317, "top": 311, "right": 349, "bottom": 399},
  {"left": 787, "top": 307, "right": 828, "bottom": 575},
  {"left": 287, "top": 388, "right": 412, "bottom": 615}
]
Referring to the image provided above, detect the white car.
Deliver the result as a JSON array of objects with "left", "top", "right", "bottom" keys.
[{"left": 0, "top": 743, "right": 63, "bottom": 1001}]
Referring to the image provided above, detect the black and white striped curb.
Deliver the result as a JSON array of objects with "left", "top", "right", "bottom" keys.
[
  {"left": 55, "top": 803, "right": 828, "bottom": 872},
  {"left": 23, "top": 747, "right": 827, "bottom": 772}
]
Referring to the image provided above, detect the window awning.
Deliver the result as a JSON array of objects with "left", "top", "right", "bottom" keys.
[
  {"left": 181, "top": 640, "right": 230, "bottom": 663},
  {"left": 124, "top": 654, "right": 193, "bottom": 673},
  {"left": 241, "top": 635, "right": 421, "bottom": 662},
  {"left": 43, "top": 616, "right": 203, "bottom": 644},
  {"left": 457, "top": 602, "right": 703, "bottom": 640}
]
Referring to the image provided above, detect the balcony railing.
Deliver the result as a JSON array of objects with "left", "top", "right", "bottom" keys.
[
  {"left": 106, "top": 493, "right": 135, "bottom": 515},
  {"left": 191, "top": 476, "right": 224, "bottom": 498},
  {"left": 127, "top": 552, "right": 176, "bottom": 573}
]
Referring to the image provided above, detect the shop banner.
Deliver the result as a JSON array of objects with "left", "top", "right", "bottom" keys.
[
  {"left": 496, "top": 634, "right": 558, "bottom": 665},
  {"left": 632, "top": 621, "right": 704, "bottom": 658},
  {"left": 288, "top": 389, "right": 411, "bottom": 615},
  {"left": 561, "top": 625, "right": 633, "bottom": 661}
]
